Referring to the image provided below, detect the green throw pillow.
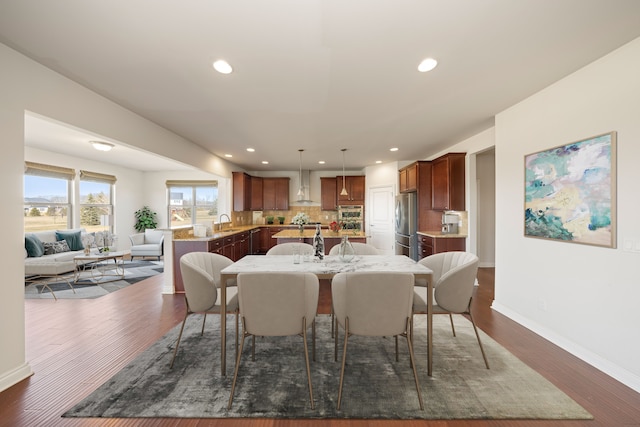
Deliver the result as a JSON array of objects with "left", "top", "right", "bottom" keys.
[
  {"left": 25, "top": 234, "right": 45, "bottom": 257},
  {"left": 55, "top": 230, "right": 84, "bottom": 251}
]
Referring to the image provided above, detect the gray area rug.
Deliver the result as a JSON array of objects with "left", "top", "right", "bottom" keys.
[
  {"left": 63, "top": 314, "right": 592, "bottom": 420},
  {"left": 25, "top": 260, "right": 163, "bottom": 299}
]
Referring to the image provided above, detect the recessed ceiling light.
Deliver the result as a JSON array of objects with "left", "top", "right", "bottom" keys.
[
  {"left": 261, "top": 161, "right": 269, "bottom": 164},
  {"left": 213, "top": 60, "right": 233, "bottom": 74},
  {"left": 418, "top": 58, "right": 438, "bottom": 73},
  {"left": 376, "top": 160, "right": 382, "bottom": 164},
  {"left": 318, "top": 160, "right": 325, "bottom": 164},
  {"left": 90, "top": 141, "right": 114, "bottom": 152},
  {"left": 390, "top": 147, "right": 399, "bottom": 152},
  {"left": 224, "top": 154, "right": 233, "bottom": 158},
  {"left": 246, "top": 148, "right": 255, "bottom": 152}
]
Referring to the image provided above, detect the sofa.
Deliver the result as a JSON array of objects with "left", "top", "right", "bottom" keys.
[{"left": 24, "top": 228, "right": 117, "bottom": 279}]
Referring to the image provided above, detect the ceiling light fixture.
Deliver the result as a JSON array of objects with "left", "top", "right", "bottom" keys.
[
  {"left": 90, "top": 141, "right": 114, "bottom": 152},
  {"left": 340, "top": 148, "right": 348, "bottom": 197},
  {"left": 213, "top": 59, "right": 233, "bottom": 74},
  {"left": 262, "top": 160, "right": 269, "bottom": 164},
  {"left": 318, "top": 160, "right": 325, "bottom": 165},
  {"left": 297, "top": 149, "right": 305, "bottom": 198},
  {"left": 224, "top": 154, "right": 233, "bottom": 158},
  {"left": 418, "top": 57, "right": 438, "bottom": 72},
  {"left": 390, "top": 147, "right": 399, "bottom": 152},
  {"left": 246, "top": 148, "right": 255, "bottom": 152}
]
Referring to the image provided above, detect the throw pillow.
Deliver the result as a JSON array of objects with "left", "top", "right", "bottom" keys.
[
  {"left": 55, "top": 230, "right": 84, "bottom": 251},
  {"left": 43, "top": 240, "right": 71, "bottom": 255},
  {"left": 25, "top": 234, "right": 45, "bottom": 257}
]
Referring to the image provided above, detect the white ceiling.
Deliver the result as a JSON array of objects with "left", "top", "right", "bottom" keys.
[{"left": 3, "top": 0, "right": 640, "bottom": 172}]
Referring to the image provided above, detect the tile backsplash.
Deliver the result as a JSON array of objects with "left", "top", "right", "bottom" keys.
[{"left": 232, "top": 207, "right": 339, "bottom": 225}]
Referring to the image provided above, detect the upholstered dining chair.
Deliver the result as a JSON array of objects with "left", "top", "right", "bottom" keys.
[
  {"left": 266, "top": 242, "right": 314, "bottom": 256},
  {"left": 328, "top": 242, "right": 380, "bottom": 255},
  {"left": 228, "top": 272, "right": 319, "bottom": 410},
  {"left": 170, "top": 252, "right": 239, "bottom": 369},
  {"left": 332, "top": 271, "right": 423, "bottom": 411},
  {"left": 413, "top": 251, "right": 489, "bottom": 369}
]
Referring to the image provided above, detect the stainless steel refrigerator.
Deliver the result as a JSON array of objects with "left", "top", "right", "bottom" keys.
[{"left": 395, "top": 193, "right": 418, "bottom": 260}]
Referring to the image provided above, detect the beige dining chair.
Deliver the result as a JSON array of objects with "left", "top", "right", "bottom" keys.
[
  {"left": 228, "top": 272, "right": 319, "bottom": 410},
  {"left": 413, "top": 251, "right": 489, "bottom": 369},
  {"left": 328, "top": 242, "right": 379, "bottom": 255},
  {"left": 170, "top": 252, "right": 239, "bottom": 369},
  {"left": 332, "top": 271, "right": 423, "bottom": 411},
  {"left": 266, "top": 242, "right": 314, "bottom": 256}
]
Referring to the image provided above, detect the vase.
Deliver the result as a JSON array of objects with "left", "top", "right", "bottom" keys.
[
  {"left": 338, "top": 235, "right": 355, "bottom": 262},
  {"left": 299, "top": 224, "right": 304, "bottom": 234}
]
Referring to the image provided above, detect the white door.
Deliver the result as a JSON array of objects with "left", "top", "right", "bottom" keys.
[{"left": 368, "top": 185, "right": 395, "bottom": 255}]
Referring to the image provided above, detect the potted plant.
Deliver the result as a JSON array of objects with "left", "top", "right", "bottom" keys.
[
  {"left": 266, "top": 216, "right": 274, "bottom": 225},
  {"left": 277, "top": 216, "right": 286, "bottom": 225},
  {"left": 134, "top": 206, "right": 158, "bottom": 232}
]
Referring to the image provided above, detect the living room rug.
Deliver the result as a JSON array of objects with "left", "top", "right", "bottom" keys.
[
  {"left": 63, "top": 314, "right": 592, "bottom": 420},
  {"left": 25, "top": 260, "right": 163, "bottom": 299}
]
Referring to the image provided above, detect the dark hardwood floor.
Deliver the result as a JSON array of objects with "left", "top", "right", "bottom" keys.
[{"left": 2, "top": 268, "right": 640, "bottom": 426}]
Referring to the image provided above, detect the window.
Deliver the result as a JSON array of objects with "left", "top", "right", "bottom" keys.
[
  {"left": 80, "top": 170, "right": 116, "bottom": 233},
  {"left": 167, "top": 181, "right": 218, "bottom": 228},
  {"left": 24, "top": 162, "right": 74, "bottom": 232}
]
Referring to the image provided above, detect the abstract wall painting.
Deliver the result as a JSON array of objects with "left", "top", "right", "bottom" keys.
[{"left": 524, "top": 132, "right": 616, "bottom": 248}]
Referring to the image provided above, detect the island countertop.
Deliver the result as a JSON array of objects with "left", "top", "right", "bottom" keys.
[
  {"left": 417, "top": 230, "right": 468, "bottom": 238},
  {"left": 272, "top": 229, "right": 368, "bottom": 239}
]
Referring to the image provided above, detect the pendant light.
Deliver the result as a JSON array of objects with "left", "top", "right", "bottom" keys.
[
  {"left": 340, "top": 148, "right": 348, "bottom": 196},
  {"left": 297, "top": 149, "right": 305, "bottom": 198}
]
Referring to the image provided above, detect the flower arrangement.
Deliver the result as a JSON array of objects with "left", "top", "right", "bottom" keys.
[
  {"left": 291, "top": 212, "right": 311, "bottom": 225},
  {"left": 329, "top": 221, "right": 341, "bottom": 232}
]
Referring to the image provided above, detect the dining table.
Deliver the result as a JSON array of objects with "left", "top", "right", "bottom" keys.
[{"left": 219, "top": 254, "right": 434, "bottom": 376}]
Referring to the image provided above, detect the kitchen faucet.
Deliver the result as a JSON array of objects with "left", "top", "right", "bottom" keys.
[{"left": 218, "top": 214, "right": 231, "bottom": 231}]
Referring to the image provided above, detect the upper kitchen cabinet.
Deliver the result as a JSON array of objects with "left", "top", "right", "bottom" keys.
[
  {"left": 320, "top": 177, "right": 338, "bottom": 210},
  {"left": 336, "top": 175, "right": 365, "bottom": 205},
  {"left": 431, "top": 153, "right": 466, "bottom": 211},
  {"left": 232, "top": 172, "right": 251, "bottom": 211},
  {"left": 399, "top": 161, "right": 429, "bottom": 193},
  {"left": 250, "top": 176, "right": 263, "bottom": 211},
  {"left": 262, "top": 177, "right": 290, "bottom": 210}
]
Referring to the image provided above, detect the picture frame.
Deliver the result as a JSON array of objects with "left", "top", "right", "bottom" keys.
[{"left": 524, "top": 131, "right": 616, "bottom": 248}]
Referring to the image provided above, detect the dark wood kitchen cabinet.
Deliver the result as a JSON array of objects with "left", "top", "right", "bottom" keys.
[
  {"left": 399, "top": 162, "right": 419, "bottom": 193},
  {"left": 336, "top": 175, "right": 365, "bottom": 205},
  {"left": 250, "top": 176, "right": 263, "bottom": 210},
  {"left": 417, "top": 234, "right": 466, "bottom": 260},
  {"left": 431, "top": 153, "right": 466, "bottom": 211},
  {"left": 232, "top": 172, "right": 251, "bottom": 211},
  {"left": 262, "top": 177, "right": 290, "bottom": 210},
  {"left": 320, "top": 177, "right": 338, "bottom": 210}
]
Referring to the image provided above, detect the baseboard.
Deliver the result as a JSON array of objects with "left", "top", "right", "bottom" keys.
[
  {"left": 491, "top": 301, "right": 640, "bottom": 394},
  {"left": 479, "top": 261, "right": 495, "bottom": 268},
  {"left": 0, "top": 362, "right": 33, "bottom": 393}
]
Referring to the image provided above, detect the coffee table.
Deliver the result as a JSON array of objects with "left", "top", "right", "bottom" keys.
[{"left": 74, "top": 250, "right": 130, "bottom": 284}]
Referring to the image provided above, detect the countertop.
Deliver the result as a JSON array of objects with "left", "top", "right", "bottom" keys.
[
  {"left": 172, "top": 224, "right": 366, "bottom": 241},
  {"left": 272, "top": 229, "right": 368, "bottom": 239},
  {"left": 417, "top": 230, "right": 468, "bottom": 238}
]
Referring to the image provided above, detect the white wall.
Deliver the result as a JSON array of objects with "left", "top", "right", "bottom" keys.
[
  {"left": 493, "top": 37, "right": 640, "bottom": 391},
  {"left": 0, "top": 42, "right": 235, "bottom": 392},
  {"left": 476, "top": 149, "right": 496, "bottom": 267}
]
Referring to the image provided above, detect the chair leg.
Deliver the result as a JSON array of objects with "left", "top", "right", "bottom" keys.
[
  {"left": 405, "top": 317, "right": 424, "bottom": 410},
  {"left": 251, "top": 335, "right": 256, "bottom": 361},
  {"left": 302, "top": 317, "right": 315, "bottom": 410},
  {"left": 312, "top": 318, "right": 316, "bottom": 362},
  {"left": 395, "top": 335, "right": 399, "bottom": 362},
  {"left": 201, "top": 313, "right": 207, "bottom": 336},
  {"left": 228, "top": 318, "right": 248, "bottom": 410},
  {"left": 449, "top": 313, "right": 456, "bottom": 337},
  {"left": 468, "top": 311, "right": 490, "bottom": 369},
  {"left": 169, "top": 310, "right": 190, "bottom": 369},
  {"left": 334, "top": 313, "right": 339, "bottom": 362},
  {"left": 235, "top": 309, "right": 239, "bottom": 361},
  {"left": 337, "top": 317, "right": 349, "bottom": 410}
]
